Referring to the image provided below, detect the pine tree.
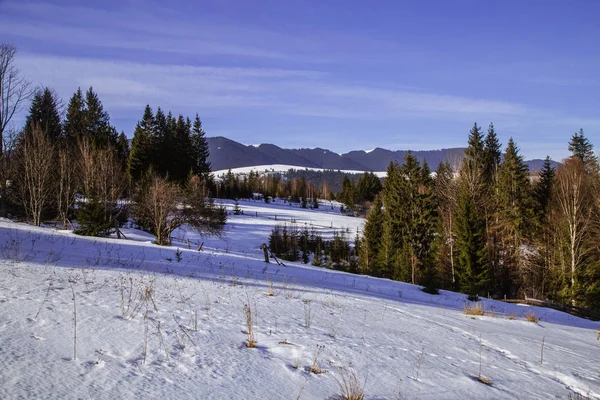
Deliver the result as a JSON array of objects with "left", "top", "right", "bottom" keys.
[
  {"left": 24, "top": 88, "right": 62, "bottom": 143},
  {"left": 568, "top": 129, "right": 599, "bottom": 173},
  {"left": 483, "top": 122, "right": 502, "bottom": 187},
  {"left": 533, "top": 156, "right": 555, "bottom": 224},
  {"left": 128, "top": 105, "right": 156, "bottom": 182},
  {"left": 465, "top": 122, "right": 486, "bottom": 170},
  {"left": 360, "top": 194, "right": 384, "bottom": 276},
  {"left": 63, "top": 88, "right": 86, "bottom": 148},
  {"left": 191, "top": 114, "right": 211, "bottom": 178},
  {"left": 84, "top": 87, "right": 117, "bottom": 148},
  {"left": 495, "top": 138, "right": 533, "bottom": 296},
  {"left": 455, "top": 185, "right": 489, "bottom": 296}
]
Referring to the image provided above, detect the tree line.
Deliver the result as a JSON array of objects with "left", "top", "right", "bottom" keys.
[
  {"left": 358, "top": 123, "right": 600, "bottom": 309},
  {"left": 0, "top": 44, "right": 225, "bottom": 245}
]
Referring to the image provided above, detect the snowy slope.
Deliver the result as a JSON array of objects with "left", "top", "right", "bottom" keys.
[
  {"left": 214, "top": 164, "right": 387, "bottom": 178},
  {"left": 0, "top": 201, "right": 599, "bottom": 399}
]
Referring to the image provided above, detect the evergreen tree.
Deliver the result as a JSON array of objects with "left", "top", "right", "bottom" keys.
[
  {"left": 24, "top": 87, "right": 62, "bottom": 143},
  {"left": 568, "top": 129, "right": 599, "bottom": 173},
  {"left": 360, "top": 194, "right": 384, "bottom": 276},
  {"left": 172, "top": 115, "right": 194, "bottom": 183},
  {"left": 339, "top": 175, "right": 355, "bottom": 211},
  {"left": 496, "top": 138, "right": 532, "bottom": 238},
  {"left": 533, "top": 156, "right": 555, "bottom": 224},
  {"left": 455, "top": 185, "right": 489, "bottom": 296},
  {"left": 128, "top": 105, "right": 156, "bottom": 182},
  {"left": 495, "top": 138, "right": 533, "bottom": 296},
  {"left": 63, "top": 88, "right": 86, "bottom": 147},
  {"left": 356, "top": 171, "right": 382, "bottom": 204},
  {"left": 84, "top": 87, "right": 117, "bottom": 148},
  {"left": 483, "top": 122, "right": 502, "bottom": 187},
  {"left": 191, "top": 114, "right": 211, "bottom": 177},
  {"left": 465, "top": 122, "right": 486, "bottom": 170}
]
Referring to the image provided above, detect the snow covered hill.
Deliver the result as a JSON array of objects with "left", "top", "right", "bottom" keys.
[{"left": 0, "top": 200, "right": 598, "bottom": 399}]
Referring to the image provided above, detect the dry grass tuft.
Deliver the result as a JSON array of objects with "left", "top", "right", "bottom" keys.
[
  {"left": 266, "top": 278, "right": 275, "bottom": 296},
  {"left": 243, "top": 302, "right": 257, "bottom": 348},
  {"left": 476, "top": 376, "right": 492, "bottom": 385},
  {"left": 525, "top": 311, "right": 540, "bottom": 323},
  {"left": 334, "top": 364, "right": 365, "bottom": 400},
  {"left": 508, "top": 313, "right": 516, "bottom": 320},
  {"left": 310, "top": 344, "right": 326, "bottom": 374},
  {"left": 464, "top": 303, "right": 485, "bottom": 316}
]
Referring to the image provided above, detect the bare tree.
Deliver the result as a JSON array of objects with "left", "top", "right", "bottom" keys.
[
  {"left": 134, "top": 174, "right": 226, "bottom": 246},
  {"left": 0, "top": 44, "right": 33, "bottom": 156},
  {"left": 76, "top": 139, "right": 129, "bottom": 236},
  {"left": 553, "top": 157, "right": 595, "bottom": 305},
  {"left": 14, "top": 125, "right": 55, "bottom": 226},
  {"left": 57, "top": 146, "right": 78, "bottom": 229}
]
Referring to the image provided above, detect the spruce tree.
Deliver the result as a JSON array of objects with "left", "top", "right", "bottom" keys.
[
  {"left": 360, "top": 194, "right": 384, "bottom": 276},
  {"left": 24, "top": 87, "right": 62, "bottom": 143},
  {"left": 455, "top": 185, "right": 489, "bottom": 296},
  {"left": 495, "top": 138, "right": 533, "bottom": 296},
  {"left": 84, "top": 87, "right": 117, "bottom": 148},
  {"left": 128, "top": 105, "right": 156, "bottom": 182},
  {"left": 191, "top": 114, "right": 211, "bottom": 177},
  {"left": 483, "top": 122, "right": 502, "bottom": 187},
  {"left": 569, "top": 129, "right": 599, "bottom": 174},
  {"left": 63, "top": 88, "right": 86, "bottom": 148},
  {"left": 533, "top": 156, "right": 555, "bottom": 224}
]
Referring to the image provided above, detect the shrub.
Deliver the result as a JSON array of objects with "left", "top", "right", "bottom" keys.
[
  {"left": 464, "top": 302, "right": 485, "bottom": 316},
  {"left": 525, "top": 311, "right": 540, "bottom": 323},
  {"left": 334, "top": 364, "right": 365, "bottom": 400},
  {"left": 421, "top": 287, "right": 439, "bottom": 295}
]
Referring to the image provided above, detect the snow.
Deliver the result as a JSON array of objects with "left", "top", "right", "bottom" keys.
[
  {"left": 214, "top": 164, "right": 386, "bottom": 178},
  {"left": 0, "top": 199, "right": 599, "bottom": 399}
]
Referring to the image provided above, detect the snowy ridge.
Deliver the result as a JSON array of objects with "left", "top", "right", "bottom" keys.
[
  {"left": 214, "top": 164, "right": 386, "bottom": 177},
  {"left": 0, "top": 199, "right": 598, "bottom": 399}
]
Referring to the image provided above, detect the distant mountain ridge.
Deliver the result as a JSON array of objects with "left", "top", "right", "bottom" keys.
[{"left": 207, "top": 136, "right": 555, "bottom": 173}]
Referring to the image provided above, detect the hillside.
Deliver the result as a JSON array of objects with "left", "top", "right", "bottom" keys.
[{"left": 0, "top": 201, "right": 598, "bottom": 399}]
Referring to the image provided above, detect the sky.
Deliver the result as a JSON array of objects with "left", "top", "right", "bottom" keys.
[{"left": 1, "top": 0, "right": 599, "bottom": 160}]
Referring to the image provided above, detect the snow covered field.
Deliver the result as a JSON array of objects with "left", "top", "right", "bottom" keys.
[{"left": 0, "top": 200, "right": 599, "bottom": 399}]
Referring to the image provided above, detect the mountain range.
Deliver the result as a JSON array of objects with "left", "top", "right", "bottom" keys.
[{"left": 207, "top": 136, "right": 555, "bottom": 173}]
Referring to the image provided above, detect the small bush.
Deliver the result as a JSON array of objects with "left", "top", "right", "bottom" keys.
[
  {"left": 421, "top": 287, "right": 439, "bottom": 295},
  {"left": 334, "top": 364, "right": 365, "bottom": 400},
  {"left": 525, "top": 311, "right": 540, "bottom": 323},
  {"left": 467, "top": 294, "right": 480, "bottom": 302},
  {"left": 464, "top": 303, "right": 485, "bottom": 316}
]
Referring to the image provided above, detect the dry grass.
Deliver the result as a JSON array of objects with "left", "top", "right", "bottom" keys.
[
  {"left": 476, "top": 376, "right": 492, "bottom": 385},
  {"left": 266, "top": 278, "right": 275, "bottom": 296},
  {"left": 508, "top": 313, "right": 516, "bottom": 320},
  {"left": 464, "top": 303, "right": 485, "bottom": 316},
  {"left": 310, "top": 344, "right": 326, "bottom": 374},
  {"left": 525, "top": 311, "right": 540, "bottom": 323},
  {"left": 334, "top": 364, "right": 365, "bottom": 400},
  {"left": 243, "top": 302, "right": 257, "bottom": 348}
]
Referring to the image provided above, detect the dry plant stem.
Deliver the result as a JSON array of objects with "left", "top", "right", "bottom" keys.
[
  {"left": 540, "top": 336, "right": 545, "bottom": 364},
  {"left": 173, "top": 315, "right": 197, "bottom": 347},
  {"left": 244, "top": 300, "right": 257, "bottom": 348},
  {"left": 71, "top": 283, "right": 77, "bottom": 360},
  {"left": 478, "top": 334, "right": 483, "bottom": 380},
  {"left": 156, "top": 321, "right": 170, "bottom": 362},
  {"left": 335, "top": 364, "right": 365, "bottom": 400},
  {"left": 35, "top": 280, "right": 52, "bottom": 319},
  {"left": 310, "top": 344, "right": 325, "bottom": 374},
  {"left": 142, "top": 310, "right": 149, "bottom": 364}
]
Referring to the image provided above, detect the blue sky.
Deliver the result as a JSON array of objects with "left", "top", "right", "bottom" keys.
[{"left": 1, "top": 0, "right": 599, "bottom": 160}]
